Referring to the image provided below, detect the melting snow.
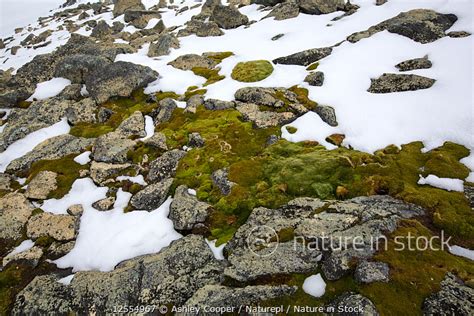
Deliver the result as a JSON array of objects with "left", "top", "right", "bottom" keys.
[
  {"left": 73, "top": 151, "right": 91, "bottom": 165},
  {"left": 418, "top": 175, "right": 464, "bottom": 192},
  {"left": 7, "top": 239, "right": 35, "bottom": 256},
  {"left": 449, "top": 245, "right": 474, "bottom": 261},
  {"left": 302, "top": 273, "right": 326, "bottom": 297},
  {"left": 205, "top": 239, "right": 225, "bottom": 260},
  {"left": 116, "top": 175, "right": 147, "bottom": 186},
  {"left": 27, "top": 78, "right": 71, "bottom": 101}
]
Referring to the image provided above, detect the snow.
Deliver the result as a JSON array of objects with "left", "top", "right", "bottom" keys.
[
  {"left": 140, "top": 115, "right": 155, "bottom": 141},
  {"left": 116, "top": 175, "right": 147, "bottom": 186},
  {"left": 41, "top": 178, "right": 108, "bottom": 215},
  {"left": 8, "top": 240, "right": 35, "bottom": 256},
  {"left": 187, "top": 188, "right": 197, "bottom": 196},
  {"left": 55, "top": 191, "right": 182, "bottom": 272},
  {"left": 302, "top": 273, "right": 326, "bottom": 297},
  {"left": 27, "top": 78, "right": 71, "bottom": 101},
  {"left": 418, "top": 175, "right": 464, "bottom": 192},
  {"left": 449, "top": 245, "right": 474, "bottom": 261},
  {"left": 57, "top": 274, "right": 74, "bottom": 285},
  {"left": 0, "top": 118, "right": 70, "bottom": 172},
  {"left": 205, "top": 239, "right": 225, "bottom": 260},
  {"left": 73, "top": 151, "right": 91, "bottom": 165}
]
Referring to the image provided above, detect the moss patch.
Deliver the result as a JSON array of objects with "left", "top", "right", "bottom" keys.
[
  {"left": 192, "top": 67, "right": 225, "bottom": 86},
  {"left": 306, "top": 62, "right": 319, "bottom": 71},
  {"left": 231, "top": 60, "right": 274, "bottom": 83}
]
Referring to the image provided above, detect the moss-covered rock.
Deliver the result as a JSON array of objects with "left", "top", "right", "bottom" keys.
[{"left": 231, "top": 60, "right": 274, "bottom": 82}]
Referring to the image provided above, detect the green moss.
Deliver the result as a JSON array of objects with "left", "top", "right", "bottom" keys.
[
  {"left": 231, "top": 60, "right": 274, "bottom": 83},
  {"left": 285, "top": 126, "right": 298, "bottom": 134},
  {"left": 126, "top": 142, "right": 164, "bottom": 164},
  {"left": 192, "top": 67, "right": 225, "bottom": 86},
  {"left": 288, "top": 86, "right": 317, "bottom": 110},
  {"left": 16, "top": 100, "right": 32, "bottom": 109},
  {"left": 155, "top": 91, "right": 181, "bottom": 101},
  {"left": 306, "top": 62, "right": 319, "bottom": 71},
  {"left": 184, "top": 87, "right": 207, "bottom": 100},
  {"left": 31, "top": 208, "right": 44, "bottom": 216},
  {"left": 205, "top": 51, "right": 234, "bottom": 64},
  {"left": 34, "top": 235, "right": 55, "bottom": 247},
  {"left": 26, "top": 155, "right": 83, "bottom": 199}
]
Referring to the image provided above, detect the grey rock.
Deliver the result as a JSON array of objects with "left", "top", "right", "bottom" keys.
[
  {"left": 0, "top": 193, "right": 34, "bottom": 240},
  {"left": 0, "top": 173, "right": 13, "bottom": 191},
  {"left": 48, "top": 241, "right": 75, "bottom": 258},
  {"left": 447, "top": 30, "right": 471, "bottom": 38},
  {"left": 265, "top": 2, "right": 300, "bottom": 21},
  {"left": 92, "top": 132, "right": 136, "bottom": 164},
  {"left": 65, "top": 98, "right": 98, "bottom": 125},
  {"left": 348, "top": 9, "right": 458, "bottom": 44},
  {"left": 85, "top": 61, "right": 158, "bottom": 104},
  {"left": 354, "top": 261, "right": 390, "bottom": 283},
  {"left": 58, "top": 84, "right": 83, "bottom": 100},
  {"left": 26, "top": 213, "right": 79, "bottom": 241},
  {"left": 188, "top": 132, "right": 205, "bottom": 148},
  {"left": 92, "top": 197, "right": 115, "bottom": 211},
  {"left": 204, "top": 98, "right": 235, "bottom": 110},
  {"left": 266, "top": 134, "right": 279, "bottom": 146},
  {"left": 298, "top": 0, "right": 345, "bottom": 15},
  {"left": 395, "top": 56, "right": 432, "bottom": 72},
  {"left": 326, "top": 292, "right": 379, "bottom": 316},
  {"left": 112, "top": 21, "right": 125, "bottom": 33},
  {"left": 98, "top": 107, "right": 114, "bottom": 123},
  {"left": 66, "top": 204, "right": 84, "bottom": 216},
  {"left": 314, "top": 105, "right": 338, "bottom": 126},
  {"left": 211, "top": 5, "right": 249, "bottom": 29},
  {"left": 91, "top": 20, "right": 112, "bottom": 38},
  {"left": 147, "top": 149, "right": 186, "bottom": 182},
  {"left": 25, "top": 171, "right": 58, "bottom": 200},
  {"left": 13, "top": 235, "right": 223, "bottom": 313},
  {"left": 236, "top": 102, "right": 296, "bottom": 128},
  {"left": 124, "top": 10, "right": 161, "bottom": 29},
  {"left": 211, "top": 168, "right": 234, "bottom": 195},
  {"left": 422, "top": 273, "right": 474, "bottom": 316},
  {"left": 186, "top": 285, "right": 297, "bottom": 310},
  {"left": 147, "top": 33, "right": 180, "bottom": 57},
  {"left": 54, "top": 54, "right": 111, "bottom": 83},
  {"left": 113, "top": 0, "right": 145, "bottom": 17},
  {"left": 3, "top": 246, "right": 43, "bottom": 267},
  {"left": 144, "top": 132, "right": 168, "bottom": 150},
  {"left": 304, "top": 71, "right": 325, "bottom": 86},
  {"left": 178, "top": 20, "right": 224, "bottom": 37},
  {"left": 168, "top": 53, "right": 217, "bottom": 71},
  {"left": 273, "top": 46, "right": 332, "bottom": 66},
  {"left": 130, "top": 178, "right": 173, "bottom": 210},
  {"left": 152, "top": 98, "right": 177, "bottom": 124},
  {"left": 6, "top": 135, "right": 93, "bottom": 173},
  {"left": 90, "top": 161, "right": 133, "bottom": 185},
  {"left": 170, "top": 185, "right": 212, "bottom": 230},
  {"left": 116, "top": 111, "right": 146, "bottom": 138},
  {"left": 235, "top": 86, "right": 290, "bottom": 107},
  {"left": 368, "top": 73, "right": 435, "bottom": 93},
  {"left": 185, "top": 94, "right": 203, "bottom": 113},
  {"left": 271, "top": 33, "right": 285, "bottom": 41}
]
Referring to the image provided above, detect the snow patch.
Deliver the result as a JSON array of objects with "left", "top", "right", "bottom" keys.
[
  {"left": 205, "top": 239, "right": 225, "bottom": 260},
  {"left": 73, "top": 151, "right": 91, "bottom": 165},
  {"left": 449, "top": 245, "right": 474, "bottom": 261},
  {"left": 418, "top": 175, "right": 464, "bottom": 192},
  {"left": 302, "top": 273, "right": 326, "bottom": 298},
  {"left": 116, "top": 175, "right": 147, "bottom": 186},
  {"left": 8, "top": 240, "right": 35, "bottom": 256},
  {"left": 27, "top": 78, "right": 71, "bottom": 101}
]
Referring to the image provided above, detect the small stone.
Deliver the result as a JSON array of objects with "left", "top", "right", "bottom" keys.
[
  {"left": 48, "top": 241, "right": 75, "bottom": 258},
  {"left": 304, "top": 71, "right": 324, "bottom": 86},
  {"left": 395, "top": 56, "right": 432, "bottom": 72},
  {"left": 271, "top": 34, "right": 284, "bottom": 41},
  {"left": 144, "top": 132, "right": 168, "bottom": 151},
  {"left": 130, "top": 178, "right": 173, "bottom": 210},
  {"left": 314, "top": 105, "right": 338, "bottom": 126},
  {"left": 92, "top": 197, "right": 115, "bottom": 211},
  {"left": 354, "top": 261, "right": 390, "bottom": 283},
  {"left": 152, "top": 98, "right": 177, "bottom": 124},
  {"left": 11, "top": 46, "right": 20, "bottom": 55},
  {"left": 147, "top": 149, "right": 186, "bottom": 183},
  {"left": 211, "top": 168, "right": 235, "bottom": 196},
  {"left": 66, "top": 204, "right": 84, "bottom": 217},
  {"left": 447, "top": 30, "right": 471, "bottom": 38},
  {"left": 169, "top": 185, "right": 212, "bottom": 230},
  {"left": 266, "top": 134, "right": 279, "bottom": 146},
  {"left": 188, "top": 132, "right": 205, "bottom": 148},
  {"left": 325, "top": 133, "right": 345, "bottom": 146},
  {"left": 211, "top": 5, "right": 249, "bottom": 29},
  {"left": 185, "top": 94, "right": 203, "bottom": 113},
  {"left": 326, "top": 292, "right": 379, "bottom": 316}
]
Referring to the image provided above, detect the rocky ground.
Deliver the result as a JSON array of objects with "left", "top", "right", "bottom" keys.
[{"left": 0, "top": 0, "right": 473, "bottom": 314}]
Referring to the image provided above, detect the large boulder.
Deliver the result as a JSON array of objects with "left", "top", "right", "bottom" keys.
[
  {"left": 273, "top": 46, "right": 332, "bottom": 66},
  {"left": 54, "top": 54, "right": 111, "bottom": 83},
  {"left": 90, "top": 161, "right": 133, "bottom": 185},
  {"left": 211, "top": 5, "right": 249, "bottom": 29},
  {"left": 92, "top": 132, "right": 136, "bottom": 164},
  {"left": 0, "top": 193, "right": 34, "bottom": 240},
  {"left": 168, "top": 54, "right": 218, "bottom": 71},
  {"left": 348, "top": 9, "right": 458, "bottom": 44},
  {"left": 85, "top": 61, "right": 158, "bottom": 104},
  {"left": 124, "top": 10, "right": 161, "bottom": 28},
  {"left": 113, "top": 0, "right": 145, "bottom": 17},
  {"left": 130, "top": 178, "right": 173, "bottom": 210},
  {"left": 147, "top": 33, "right": 180, "bottom": 57},
  {"left": 368, "top": 73, "right": 435, "bottom": 93}
]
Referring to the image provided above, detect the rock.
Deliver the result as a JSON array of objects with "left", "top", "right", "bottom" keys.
[
  {"left": 85, "top": 61, "right": 158, "bottom": 104},
  {"left": 147, "top": 149, "right": 186, "bottom": 182},
  {"left": 326, "top": 292, "right": 379, "bottom": 316},
  {"left": 235, "top": 87, "right": 288, "bottom": 107},
  {"left": 92, "top": 197, "right": 115, "bottom": 211},
  {"left": 98, "top": 107, "right": 113, "bottom": 123},
  {"left": 298, "top": 0, "right": 345, "bottom": 15},
  {"left": 211, "top": 5, "right": 248, "bottom": 29},
  {"left": 113, "top": 0, "right": 145, "bottom": 17},
  {"left": 266, "top": 134, "right": 279, "bottom": 146},
  {"left": 112, "top": 21, "right": 125, "bottom": 33},
  {"left": 58, "top": 84, "right": 83, "bottom": 100},
  {"left": 265, "top": 2, "right": 300, "bottom": 21},
  {"left": 147, "top": 33, "right": 180, "bottom": 57},
  {"left": 0, "top": 173, "right": 13, "bottom": 191},
  {"left": 423, "top": 273, "right": 474, "bottom": 315},
  {"left": 144, "top": 132, "right": 168, "bottom": 150},
  {"left": 3, "top": 246, "right": 43, "bottom": 267},
  {"left": 395, "top": 56, "right": 432, "bottom": 72},
  {"left": 48, "top": 240, "right": 75, "bottom": 258},
  {"left": 0, "top": 193, "right": 34, "bottom": 240},
  {"left": 304, "top": 71, "right": 324, "bottom": 86},
  {"left": 124, "top": 10, "right": 161, "bottom": 29},
  {"left": 90, "top": 20, "right": 112, "bottom": 38},
  {"left": 326, "top": 133, "right": 345, "bottom": 146},
  {"left": 54, "top": 54, "right": 111, "bottom": 84},
  {"left": 271, "top": 33, "right": 285, "bottom": 41},
  {"left": 92, "top": 132, "right": 136, "bottom": 164},
  {"left": 130, "top": 178, "right": 173, "bottom": 210},
  {"left": 11, "top": 46, "right": 20, "bottom": 55},
  {"left": 170, "top": 185, "right": 212, "bottom": 231},
  {"left": 65, "top": 98, "right": 97, "bottom": 125},
  {"left": 26, "top": 213, "right": 79, "bottom": 241},
  {"left": 348, "top": 9, "right": 458, "bottom": 44},
  {"left": 188, "top": 132, "right": 205, "bottom": 148},
  {"left": 13, "top": 235, "right": 223, "bottom": 313},
  {"left": 168, "top": 53, "right": 217, "bottom": 70},
  {"left": 204, "top": 98, "right": 235, "bottom": 110},
  {"left": 354, "top": 261, "right": 390, "bottom": 283},
  {"left": 116, "top": 111, "right": 146, "bottom": 138},
  {"left": 273, "top": 46, "right": 332, "bottom": 66},
  {"left": 186, "top": 285, "right": 297, "bottom": 309},
  {"left": 185, "top": 94, "right": 203, "bottom": 113},
  {"left": 225, "top": 241, "right": 321, "bottom": 282},
  {"left": 236, "top": 103, "right": 295, "bottom": 128},
  {"left": 90, "top": 161, "right": 132, "bottom": 185},
  {"left": 368, "top": 73, "right": 436, "bottom": 93},
  {"left": 376, "top": 0, "right": 387, "bottom": 5},
  {"left": 178, "top": 20, "right": 224, "bottom": 37},
  {"left": 152, "top": 98, "right": 177, "bottom": 124},
  {"left": 314, "top": 105, "right": 337, "bottom": 126},
  {"left": 6, "top": 135, "right": 93, "bottom": 174},
  {"left": 25, "top": 171, "right": 58, "bottom": 200},
  {"left": 66, "top": 204, "right": 84, "bottom": 216},
  {"left": 447, "top": 30, "right": 471, "bottom": 38},
  {"left": 211, "top": 168, "right": 235, "bottom": 196}
]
